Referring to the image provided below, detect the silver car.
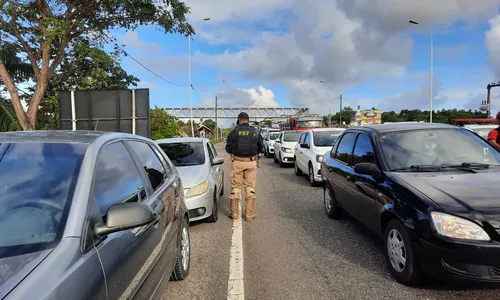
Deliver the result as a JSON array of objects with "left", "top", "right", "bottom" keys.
[
  {"left": 156, "top": 137, "right": 224, "bottom": 223},
  {"left": 0, "top": 131, "right": 190, "bottom": 300}
]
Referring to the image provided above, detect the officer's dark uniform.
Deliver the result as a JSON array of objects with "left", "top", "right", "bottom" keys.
[{"left": 225, "top": 112, "right": 264, "bottom": 221}]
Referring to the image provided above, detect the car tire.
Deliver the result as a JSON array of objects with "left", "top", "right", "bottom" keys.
[
  {"left": 206, "top": 192, "right": 219, "bottom": 223},
  {"left": 384, "top": 219, "right": 421, "bottom": 286},
  {"left": 267, "top": 151, "right": 273, "bottom": 158},
  {"left": 324, "top": 185, "right": 342, "bottom": 219},
  {"left": 294, "top": 160, "right": 302, "bottom": 176},
  {"left": 220, "top": 181, "right": 224, "bottom": 196},
  {"left": 264, "top": 148, "right": 268, "bottom": 157},
  {"left": 171, "top": 217, "right": 190, "bottom": 281},
  {"left": 274, "top": 154, "right": 279, "bottom": 163},
  {"left": 309, "top": 164, "right": 317, "bottom": 187}
]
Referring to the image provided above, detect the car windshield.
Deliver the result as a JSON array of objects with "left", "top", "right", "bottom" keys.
[
  {"left": 160, "top": 142, "right": 206, "bottom": 166},
  {"left": 283, "top": 132, "right": 302, "bottom": 142},
  {"left": 269, "top": 133, "right": 280, "bottom": 140},
  {"left": 0, "top": 142, "right": 87, "bottom": 258},
  {"left": 379, "top": 128, "right": 500, "bottom": 171},
  {"left": 313, "top": 131, "right": 343, "bottom": 146},
  {"left": 297, "top": 120, "right": 322, "bottom": 128}
]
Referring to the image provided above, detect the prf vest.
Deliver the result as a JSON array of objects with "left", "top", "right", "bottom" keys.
[{"left": 232, "top": 125, "right": 259, "bottom": 157}]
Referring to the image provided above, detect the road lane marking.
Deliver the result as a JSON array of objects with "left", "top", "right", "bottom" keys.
[{"left": 227, "top": 196, "right": 245, "bottom": 300}]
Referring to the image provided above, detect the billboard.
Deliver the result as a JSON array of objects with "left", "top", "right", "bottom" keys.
[
  {"left": 58, "top": 89, "right": 150, "bottom": 138},
  {"left": 353, "top": 109, "right": 382, "bottom": 126}
]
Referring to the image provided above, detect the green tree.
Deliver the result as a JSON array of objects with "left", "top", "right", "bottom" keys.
[
  {"left": 381, "top": 111, "right": 400, "bottom": 123},
  {"left": 0, "top": 0, "right": 193, "bottom": 130},
  {"left": 150, "top": 107, "right": 180, "bottom": 140},
  {"left": 34, "top": 39, "right": 140, "bottom": 130}
]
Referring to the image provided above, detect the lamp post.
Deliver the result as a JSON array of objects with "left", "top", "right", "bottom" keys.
[
  {"left": 189, "top": 17, "right": 211, "bottom": 136},
  {"left": 409, "top": 20, "right": 433, "bottom": 123}
]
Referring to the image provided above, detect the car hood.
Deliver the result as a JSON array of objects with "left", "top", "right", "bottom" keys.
[
  {"left": 176, "top": 165, "right": 209, "bottom": 189},
  {"left": 0, "top": 249, "right": 52, "bottom": 299},
  {"left": 312, "top": 146, "right": 332, "bottom": 155},
  {"left": 394, "top": 170, "right": 500, "bottom": 228}
]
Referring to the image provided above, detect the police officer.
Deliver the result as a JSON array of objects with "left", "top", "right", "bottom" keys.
[{"left": 225, "top": 112, "right": 264, "bottom": 221}]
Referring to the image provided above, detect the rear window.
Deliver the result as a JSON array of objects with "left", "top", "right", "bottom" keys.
[
  {"left": 269, "top": 133, "right": 280, "bottom": 140},
  {"left": 0, "top": 142, "right": 87, "bottom": 258},
  {"left": 283, "top": 132, "right": 302, "bottom": 142},
  {"left": 159, "top": 142, "right": 206, "bottom": 166},
  {"left": 313, "top": 131, "right": 343, "bottom": 146}
]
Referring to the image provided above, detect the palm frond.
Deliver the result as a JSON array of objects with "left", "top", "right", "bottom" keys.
[{"left": 0, "top": 101, "right": 21, "bottom": 132}]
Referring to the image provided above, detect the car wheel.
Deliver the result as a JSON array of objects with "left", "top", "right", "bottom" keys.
[
  {"left": 171, "top": 217, "right": 190, "bottom": 281},
  {"left": 309, "top": 164, "right": 317, "bottom": 187},
  {"left": 324, "top": 185, "right": 342, "bottom": 219},
  {"left": 274, "top": 153, "right": 279, "bottom": 163},
  {"left": 294, "top": 160, "right": 302, "bottom": 176},
  {"left": 384, "top": 219, "right": 421, "bottom": 285},
  {"left": 220, "top": 181, "right": 224, "bottom": 196},
  {"left": 206, "top": 192, "right": 219, "bottom": 223},
  {"left": 264, "top": 148, "right": 268, "bottom": 157},
  {"left": 267, "top": 151, "right": 273, "bottom": 158}
]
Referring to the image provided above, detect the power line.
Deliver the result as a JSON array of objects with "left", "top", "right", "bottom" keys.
[{"left": 105, "top": 34, "right": 189, "bottom": 87}]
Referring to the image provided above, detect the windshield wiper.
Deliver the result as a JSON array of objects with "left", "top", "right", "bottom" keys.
[
  {"left": 390, "top": 165, "right": 443, "bottom": 172},
  {"left": 442, "top": 162, "right": 490, "bottom": 169}
]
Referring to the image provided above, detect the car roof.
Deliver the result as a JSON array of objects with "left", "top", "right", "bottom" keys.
[
  {"left": 354, "top": 122, "right": 455, "bottom": 134},
  {"left": 464, "top": 124, "right": 497, "bottom": 129},
  {"left": 0, "top": 130, "right": 144, "bottom": 144},
  {"left": 281, "top": 130, "right": 302, "bottom": 133},
  {"left": 155, "top": 137, "right": 208, "bottom": 144},
  {"left": 309, "top": 128, "right": 345, "bottom": 132}
]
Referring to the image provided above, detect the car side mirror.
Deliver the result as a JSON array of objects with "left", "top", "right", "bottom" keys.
[
  {"left": 94, "top": 202, "right": 156, "bottom": 237},
  {"left": 354, "top": 162, "right": 383, "bottom": 182},
  {"left": 212, "top": 157, "right": 224, "bottom": 165},
  {"left": 300, "top": 143, "right": 310, "bottom": 149}
]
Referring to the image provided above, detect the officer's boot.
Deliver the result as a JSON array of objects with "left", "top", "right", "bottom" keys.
[
  {"left": 245, "top": 197, "right": 256, "bottom": 221},
  {"left": 230, "top": 198, "right": 239, "bottom": 220}
]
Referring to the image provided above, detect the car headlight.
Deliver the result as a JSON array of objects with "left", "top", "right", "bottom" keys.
[
  {"left": 430, "top": 212, "right": 490, "bottom": 241},
  {"left": 186, "top": 180, "right": 209, "bottom": 198},
  {"left": 316, "top": 154, "right": 323, "bottom": 163},
  {"left": 281, "top": 147, "right": 292, "bottom": 153}
]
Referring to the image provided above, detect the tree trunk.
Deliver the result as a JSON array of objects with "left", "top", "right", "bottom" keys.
[{"left": 0, "top": 59, "right": 31, "bottom": 130}]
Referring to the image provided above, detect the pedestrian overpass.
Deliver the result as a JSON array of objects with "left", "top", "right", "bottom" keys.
[{"left": 161, "top": 107, "right": 310, "bottom": 121}]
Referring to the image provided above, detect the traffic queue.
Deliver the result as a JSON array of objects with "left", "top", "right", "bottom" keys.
[{"left": 261, "top": 116, "right": 500, "bottom": 287}]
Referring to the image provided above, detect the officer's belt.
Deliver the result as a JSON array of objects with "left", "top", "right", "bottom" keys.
[{"left": 233, "top": 155, "right": 258, "bottom": 162}]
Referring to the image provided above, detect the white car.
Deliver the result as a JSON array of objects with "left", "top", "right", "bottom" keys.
[
  {"left": 293, "top": 128, "right": 345, "bottom": 186},
  {"left": 273, "top": 130, "right": 303, "bottom": 167},
  {"left": 157, "top": 137, "right": 224, "bottom": 222},
  {"left": 463, "top": 124, "right": 497, "bottom": 140},
  {"left": 263, "top": 131, "right": 280, "bottom": 158}
]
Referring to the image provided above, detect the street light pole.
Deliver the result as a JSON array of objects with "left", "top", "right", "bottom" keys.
[
  {"left": 409, "top": 20, "right": 433, "bottom": 123},
  {"left": 188, "top": 17, "right": 211, "bottom": 137}
]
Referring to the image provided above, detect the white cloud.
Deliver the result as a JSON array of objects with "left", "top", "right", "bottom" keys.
[
  {"left": 204, "top": 85, "right": 279, "bottom": 108},
  {"left": 119, "top": 31, "right": 160, "bottom": 52},
  {"left": 485, "top": 14, "right": 500, "bottom": 77}
]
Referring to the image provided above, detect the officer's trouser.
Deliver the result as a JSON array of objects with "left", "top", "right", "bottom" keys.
[{"left": 229, "top": 157, "right": 257, "bottom": 220}]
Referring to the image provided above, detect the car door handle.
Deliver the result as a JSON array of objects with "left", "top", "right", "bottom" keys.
[{"left": 152, "top": 214, "right": 161, "bottom": 228}]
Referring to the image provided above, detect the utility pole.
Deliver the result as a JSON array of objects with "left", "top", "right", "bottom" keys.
[
  {"left": 215, "top": 96, "right": 218, "bottom": 143},
  {"left": 339, "top": 94, "right": 343, "bottom": 126}
]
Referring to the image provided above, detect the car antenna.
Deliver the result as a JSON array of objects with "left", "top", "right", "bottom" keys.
[{"left": 94, "top": 117, "right": 99, "bottom": 131}]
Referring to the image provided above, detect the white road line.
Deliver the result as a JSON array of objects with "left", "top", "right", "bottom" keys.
[{"left": 227, "top": 197, "right": 245, "bottom": 300}]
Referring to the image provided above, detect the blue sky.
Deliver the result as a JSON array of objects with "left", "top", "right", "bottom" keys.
[{"left": 110, "top": 0, "right": 500, "bottom": 120}]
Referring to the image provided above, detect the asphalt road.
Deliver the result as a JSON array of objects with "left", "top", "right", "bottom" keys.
[{"left": 160, "top": 144, "right": 499, "bottom": 300}]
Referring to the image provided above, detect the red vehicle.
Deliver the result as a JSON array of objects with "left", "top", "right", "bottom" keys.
[{"left": 279, "top": 116, "right": 324, "bottom": 131}]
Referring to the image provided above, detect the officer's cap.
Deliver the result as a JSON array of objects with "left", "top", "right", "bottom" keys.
[{"left": 238, "top": 112, "right": 249, "bottom": 120}]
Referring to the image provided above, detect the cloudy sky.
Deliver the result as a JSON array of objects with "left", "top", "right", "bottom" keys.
[{"left": 112, "top": 0, "right": 500, "bottom": 116}]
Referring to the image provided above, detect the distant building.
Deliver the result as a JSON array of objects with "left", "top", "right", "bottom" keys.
[
  {"left": 351, "top": 106, "right": 382, "bottom": 126},
  {"left": 197, "top": 125, "right": 212, "bottom": 138}
]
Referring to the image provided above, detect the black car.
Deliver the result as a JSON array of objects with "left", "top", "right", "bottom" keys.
[{"left": 320, "top": 123, "right": 500, "bottom": 286}]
